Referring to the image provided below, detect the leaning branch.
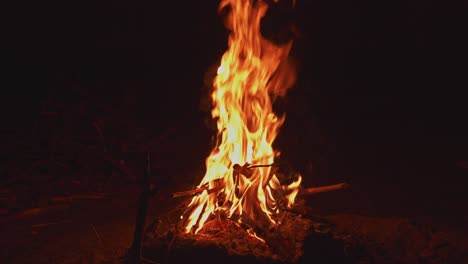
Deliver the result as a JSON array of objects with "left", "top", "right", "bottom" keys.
[{"left": 172, "top": 179, "right": 224, "bottom": 198}]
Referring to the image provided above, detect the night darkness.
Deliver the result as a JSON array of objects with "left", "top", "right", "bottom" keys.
[{"left": 1, "top": 0, "right": 467, "bottom": 263}]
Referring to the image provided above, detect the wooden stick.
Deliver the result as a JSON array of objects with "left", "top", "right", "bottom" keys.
[
  {"left": 303, "top": 182, "right": 349, "bottom": 195},
  {"left": 172, "top": 186, "right": 209, "bottom": 198},
  {"left": 172, "top": 184, "right": 225, "bottom": 198},
  {"left": 127, "top": 152, "right": 151, "bottom": 263},
  {"left": 173, "top": 179, "right": 348, "bottom": 199},
  {"left": 172, "top": 179, "right": 224, "bottom": 198}
]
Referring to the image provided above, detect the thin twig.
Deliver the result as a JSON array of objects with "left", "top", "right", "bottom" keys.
[
  {"left": 172, "top": 186, "right": 208, "bottom": 198},
  {"left": 172, "top": 179, "right": 224, "bottom": 198},
  {"left": 246, "top": 163, "right": 278, "bottom": 169},
  {"left": 140, "top": 256, "right": 160, "bottom": 264},
  {"left": 32, "top": 220, "right": 71, "bottom": 228},
  {"left": 167, "top": 198, "right": 192, "bottom": 216},
  {"left": 8, "top": 204, "right": 70, "bottom": 220},
  {"left": 167, "top": 233, "right": 179, "bottom": 253},
  {"left": 90, "top": 224, "right": 104, "bottom": 246}
]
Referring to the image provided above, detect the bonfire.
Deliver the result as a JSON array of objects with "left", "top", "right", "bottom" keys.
[{"left": 140, "top": 0, "right": 347, "bottom": 262}]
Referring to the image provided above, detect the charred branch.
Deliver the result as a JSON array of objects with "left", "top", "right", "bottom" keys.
[{"left": 172, "top": 179, "right": 224, "bottom": 198}]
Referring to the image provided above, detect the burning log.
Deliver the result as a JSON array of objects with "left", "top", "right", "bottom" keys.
[
  {"left": 171, "top": 163, "right": 278, "bottom": 198},
  {"left": 148, "top": 0, "right": 351, "bottom": 261},
  {"left": 178, "top": 0, "right": 305, "bottom": 235}
]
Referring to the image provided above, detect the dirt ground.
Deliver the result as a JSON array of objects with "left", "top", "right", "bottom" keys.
[{"left": 1, "top": 84, "right": 467, "bottom": 264}]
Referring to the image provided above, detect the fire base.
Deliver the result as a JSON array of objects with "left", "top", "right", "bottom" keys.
[
  {"left": 142, "top": 211, "right": 467, "bottom": 264},
  {"left": 142, "top": 211, "right": 317, "bottom": 263}
]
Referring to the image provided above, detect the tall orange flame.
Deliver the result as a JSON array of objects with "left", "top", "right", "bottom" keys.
[{"left": 183, "top": 0, "right": 301, "bottom": 235}]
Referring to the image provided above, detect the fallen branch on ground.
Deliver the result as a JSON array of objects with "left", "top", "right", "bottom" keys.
[{"left": 0, "top": 204, "right": 70, "bottom": 223}]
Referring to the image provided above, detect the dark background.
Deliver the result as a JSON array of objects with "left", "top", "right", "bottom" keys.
[{"left": 1, "top": 0, "right": 467, "bottom": 231}]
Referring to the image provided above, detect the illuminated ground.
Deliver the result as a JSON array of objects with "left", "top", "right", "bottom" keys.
[{"left": 1, "top": 0, "right": 466, "bottom": 263}]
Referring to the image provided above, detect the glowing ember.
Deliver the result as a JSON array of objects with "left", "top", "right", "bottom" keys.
[{"left": 182, "top": 0, "right": 301, "bottom": 235}]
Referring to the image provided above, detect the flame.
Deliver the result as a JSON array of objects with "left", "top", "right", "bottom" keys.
[{"left": 183, "top": 0, "right": 301, "bottom": 235}]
